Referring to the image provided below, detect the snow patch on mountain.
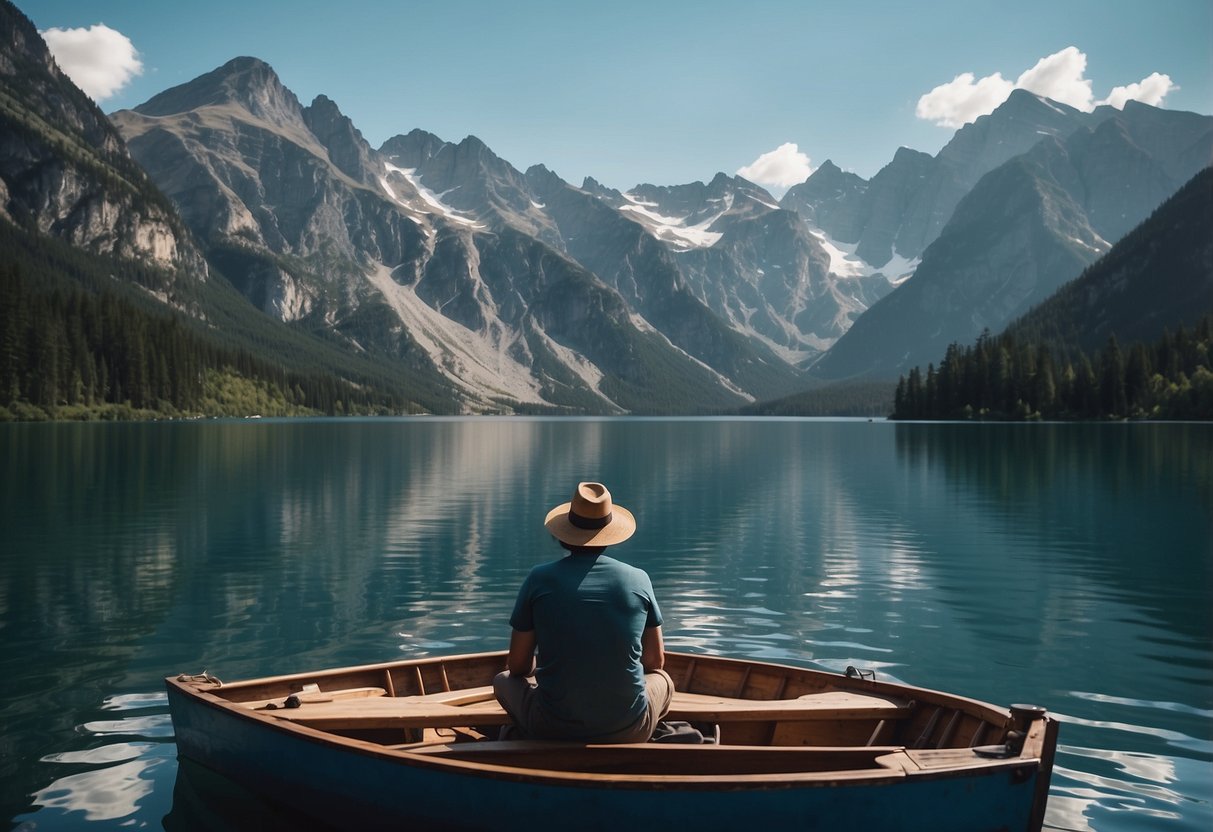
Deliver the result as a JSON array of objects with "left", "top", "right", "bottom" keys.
[
  {"left": 1069, "top": 235, "right": 1110, "bottom": 254},
  {"left": 377, "top": 174, "right": 429, "bottom": 230},
  {"left": 748, "top": 193, "right": 781, "bottom": 210},
  {"left": 809, "top": 229, "right": 919, "bottom": 285},
  {"left": 382, "top": 163, "right": 484, "bottom": 229},
  {"left": 618, "top": 193, "right": 724, "bottom": 250}
]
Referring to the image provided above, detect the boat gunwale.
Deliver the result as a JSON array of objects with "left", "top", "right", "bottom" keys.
[
  {"left": 200, "top": 650, "right": 1014, "bottom": 726},
  {"left": 166, "top": 651, "right": 1051, "bottom": 791}
]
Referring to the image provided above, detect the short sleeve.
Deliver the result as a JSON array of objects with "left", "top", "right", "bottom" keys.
[
  {"left": 642, "top": 573, "right": 662, "bottom": 628},
  {"left": 509, "top": 571, "right": 536, "bottom": 631}
]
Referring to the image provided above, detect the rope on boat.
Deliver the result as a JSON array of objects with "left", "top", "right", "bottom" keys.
[{"left": 177, "top": 671, "right": 223, "bottom": 686}]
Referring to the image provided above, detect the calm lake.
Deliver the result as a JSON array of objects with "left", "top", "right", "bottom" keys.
[{"left": 1, "top": 418, "right": 1210, "bottom": 831}]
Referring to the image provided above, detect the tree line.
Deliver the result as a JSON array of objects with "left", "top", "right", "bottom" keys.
[
  {"left": 0, "top": 258, "right": 413, "bottom": 420},
  {"left": 891, "top": 316, "right": 1213, "bottom": 421},
  {"left": 742, "top": 379, "right": 894, "bottom": 418}
]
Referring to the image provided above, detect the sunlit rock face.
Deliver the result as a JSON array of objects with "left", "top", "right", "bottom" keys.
[
  {"left": 97, "top": 42, "right": 1212, "bottom": 407},
  {"left": 0, "top": 2, "right": 206, "bottom": 283}
]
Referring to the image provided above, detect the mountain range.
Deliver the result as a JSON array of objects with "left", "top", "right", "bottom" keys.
[
  {"left": 801, "top": 92, "right": 1211, "bottom": 378},
  {"left": 1006, "top": 165, "right": 1213, "bottom": 354},
  {"left": 2, "top": 0, "right": 1210, "bottom": 415}
]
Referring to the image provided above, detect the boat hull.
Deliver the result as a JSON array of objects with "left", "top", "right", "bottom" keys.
[{"left": 168, "top": 680, "right": 1046, "bottom": 832}]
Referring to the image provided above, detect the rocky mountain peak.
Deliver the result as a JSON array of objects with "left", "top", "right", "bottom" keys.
[
  {"left": 448, "top": 134, "right": 514, "bottom": 182},
  {"left": 813, "top": 159, "right": 843, "bottom": 177},
  {"left": 0, "top": 0, "right": 204, "bottom": 274},
  {"left": 0, "top": 2, "right": 119, "bottom": 152},
  {"left": 779, "top": 159, "right": 868, "bottom": 229},
  {"left": 0, "top": 0, "right": 51, "bottom": 75},
  {"left": 456, "top": 133, "right": 490, "bottom": 155},
  {"left": 134, "top": 55, "right": 304, "bottom": 131},
  {"left": 786, "top": 159, "right": 859, "bottom": 192},
  {"left": 628, "top": 175, "right": 736, "bottom": 219},
  {"left": 378, "top": 128, "right": 448, "bottom": 168},
  {"left": 579, "top": 176, "right": 623, "bottom": 200},
  {"left": 303, "top": 92, "right": 342, "bottom": 121},
  {"left": 302, "top": 93, "right": 376, "bottom": 183},
  {"left": 937, "top": 89, "right": 1089, "bottom": 181},
  {"left": 522, "top": 163, "right": 565, "bottom": 192},
  {"left": 890, "top": 146, "right": 932, "bottom": 165},
  {"left": 381, "top": 128, "right": 536, "bottom": 226}
]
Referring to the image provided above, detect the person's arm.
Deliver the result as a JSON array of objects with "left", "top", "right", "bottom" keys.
[
  {"left": 641, "top": 625, "right": 665, "bottom": 671},
  {"left": 506, "top": 628, "right": 537, "bottom": 677}
]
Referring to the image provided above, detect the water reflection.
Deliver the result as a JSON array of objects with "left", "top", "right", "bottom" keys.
[
  {"left": 11, "top": 689, "right": 175, "bottom": 829},
  {"left": 2, "top": 419, "right": 1210, "bottom": 831},
  {"left": 164, "top": 759, "right": 328, "bottom": 832},
  {"left": 29, "top": 754, "right": 173, "bottom": 824}
]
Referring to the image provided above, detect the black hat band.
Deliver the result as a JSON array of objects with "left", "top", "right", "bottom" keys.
[{"left": 569, "top": 510, "right": 612, "bottom": 530}]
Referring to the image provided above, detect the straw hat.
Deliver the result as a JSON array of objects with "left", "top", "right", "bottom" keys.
[{"left": 544, "top": 482, "right": 636, "bottom": 547}]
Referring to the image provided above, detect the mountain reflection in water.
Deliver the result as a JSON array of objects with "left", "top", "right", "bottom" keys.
[{"left": 2, "top": 419, "right": 1209, "bottom": 831}]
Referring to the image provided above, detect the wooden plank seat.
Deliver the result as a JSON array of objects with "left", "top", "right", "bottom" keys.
[
  {"left": 261, "top": 686, "right": 911, "bottom": 731},
  {"left": 239, "top": 686, "right": 388, "bottom": 710},
  {"left": 394, "top": 739, "right": 914, "bottom": 776},
  {"left": 267, "top": 695, "right": 511, "bottom": 729},
  {"left": 667, "top": 690, "right": 912, "bottom": 723}
]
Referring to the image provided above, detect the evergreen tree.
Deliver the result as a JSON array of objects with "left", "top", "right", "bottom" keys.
[
  {"left": 1125, "top": 343, "right": 1152, "bottom": 415},
  {"left": 890, "top": 314, "right": 1212, "bottom": 421},
  {"left": 1100, "top": 335, "right": 1128, "bottom": 417}
]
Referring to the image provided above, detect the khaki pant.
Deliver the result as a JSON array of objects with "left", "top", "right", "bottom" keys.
[{"left": 493, "top": 669, "right": 674, "bottom": 743}]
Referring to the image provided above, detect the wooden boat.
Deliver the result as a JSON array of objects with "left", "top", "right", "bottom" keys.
[{"left": 166, "top": 650, "right": 1058, "bottom": 831}]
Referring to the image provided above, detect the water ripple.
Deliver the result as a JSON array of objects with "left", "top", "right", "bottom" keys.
[
  {"left": 29, "top": 754, "right": 173, "bottom": 823},
  {"left": 79, "top": 714, "right": 174, "bottom": 738},
  {"left": 100, "top": 693, "right": 168, "bottom": 711},
  {"left": 1051, "top": 711, "right": 1213, "bottom": 755},
  {"left": 41, "top": 742, "right": 155, "bottom": 766},
  {"left": 16, "top": 690, "right": 177, "bottom": 828},
  {"left": 1069, "top": 691, "right": 1213, "bottom": 720}
]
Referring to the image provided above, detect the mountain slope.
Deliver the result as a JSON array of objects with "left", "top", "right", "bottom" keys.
[
  {"left": 572, "top": 171, "right": 901, "bottom": 368},
  {"left": 114, "top": 58, "right": 752, "bottom": 413},
  {"left": 522, "top": 166, "right": 804, "bottom": 399},
  {"left": 1007, "top": 166, "right": 1213, "bottom": 353},
  {"left": 0, "top": 1, "right": 206, "bottom": 295},
  {"left": 813, "top": 103, "right": 1213, "bottom": 379},
  {"left": 782, "top": 90, "right": 1112, "bottom": 270}
]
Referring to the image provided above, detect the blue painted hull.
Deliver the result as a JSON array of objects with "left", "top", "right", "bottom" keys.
[{"left": 168, "top": 684, "right": 1043, "bottom": 832}]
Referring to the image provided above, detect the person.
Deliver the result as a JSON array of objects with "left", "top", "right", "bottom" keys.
[{"left": 493, "top": 482, "right": 673, "bottom": 743}]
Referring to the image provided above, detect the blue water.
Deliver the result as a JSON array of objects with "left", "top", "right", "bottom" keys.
[{"left": 1, "top": 418, "right": 1210, "bottom": 830}]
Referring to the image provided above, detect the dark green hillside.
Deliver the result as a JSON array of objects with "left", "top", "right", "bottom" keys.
[
  {"left": 0, "top": 221, "right": 456, "bottom": 420},
  {"left": 0, "top": 3, "right": 180, "bottom": 226},
  {"left": 889, "top": 169, "right": 1213, "bottom": 421},
  {"left": 741, "top": 379, "right": 896, "bottom": 418},
  {"left": 1006, "top": 167, "right": 1213, "bottom": 356},
  {"left": 889, "top": 320, "right": 1212, "bottom": 420}
]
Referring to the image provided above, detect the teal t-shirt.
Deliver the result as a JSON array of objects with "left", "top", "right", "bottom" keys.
[{"left": 509, "top": 553, "right": 662, "bottom": 739}]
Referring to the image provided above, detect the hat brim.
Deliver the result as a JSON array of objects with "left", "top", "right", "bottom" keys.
[{"left": 544, "top": 502, "right": 636, "bottom": 547}]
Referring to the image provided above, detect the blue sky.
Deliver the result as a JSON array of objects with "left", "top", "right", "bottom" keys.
[{"left": 22, "top": 0, "right": 1213, "bottom": 195}]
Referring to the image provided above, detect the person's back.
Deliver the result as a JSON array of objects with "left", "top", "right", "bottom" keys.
[
  {"left": 513, "top": 552, "right": 655, "bottom": 737},
  {"left": 493, "top": 482, "right": 673, "bottom": 743}
]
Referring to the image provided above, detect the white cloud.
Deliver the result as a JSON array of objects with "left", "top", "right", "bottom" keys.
[
  {"left": 736, "top": 143, "right": 813, "bottom": 194},
  {"left": 1099, "top": 72, "right": 1177, "bottom": 109},
  {"left": 1013, "top": 46, "right": 1092, "bottom": 111},
  {"left": 916, "top": 47, "right": 1177, "bottom": 128},
  {"left": 915, "top": 72, "right": 1015, "bottom": 129},
  {"left": 40, "top": 24, "right": 143, "bottom": 101}
]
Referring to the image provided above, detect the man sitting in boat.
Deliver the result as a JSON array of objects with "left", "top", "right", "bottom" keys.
[{"left": 493, "top": 482, "right": 674, "bottom": 742}]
